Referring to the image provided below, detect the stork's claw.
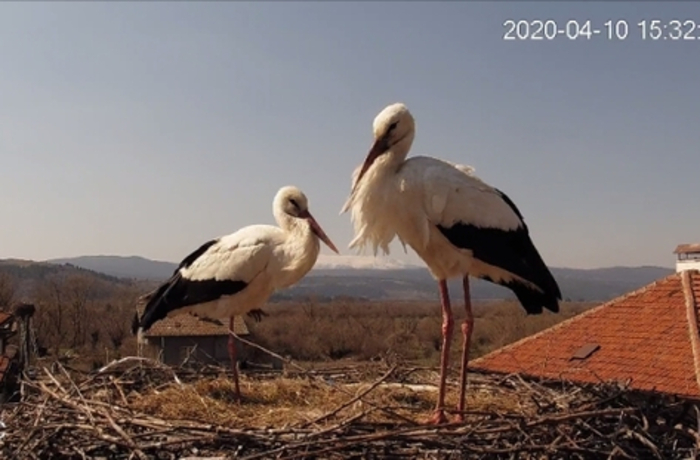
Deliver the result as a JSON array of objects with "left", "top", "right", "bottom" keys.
[
  {"left": 246, "top": 308, "right": 268, "bottom": 322},
  {"left": 428, "top": 409, "right": 449, "bottom": 425}
]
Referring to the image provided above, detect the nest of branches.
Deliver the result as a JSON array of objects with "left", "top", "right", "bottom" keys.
[{"left": 1, "top": 355, "right": 699, "bottom": 460}]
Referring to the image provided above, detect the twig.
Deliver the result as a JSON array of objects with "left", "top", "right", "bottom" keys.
[
  {"left": 3, "top": 361, "right": 699, "bottom": 459},
  {"left": 230, "top": 329, "right": 416, "bottom": 425},
  {"left": 301, "top": 366, "right": 397, "bottom": 428}
]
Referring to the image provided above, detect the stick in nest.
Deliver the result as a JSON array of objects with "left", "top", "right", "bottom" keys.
[
  {"left": 300, "top": 365, "right": 397, "bottom": 428},
  {"left": 229, "top": 329, "right": 416, "bottom": 425}
]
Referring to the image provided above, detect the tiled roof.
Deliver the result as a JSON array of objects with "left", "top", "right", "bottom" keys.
[
  {"left": 471, "top": 270, "right": 700, "bottom": 399},
  {"left": 0, "top": 312, "right": 12, "bottom": 327},
  {"left": 143, "top": 313, "right": 250, "bottom": 338},
  {"left": 675, "top": 243, "right": 700, "bottom": 254},
  {"left": 0, "top": 354, "right": 13, "bottom": 385}
]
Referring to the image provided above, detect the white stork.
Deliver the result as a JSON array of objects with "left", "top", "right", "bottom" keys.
[
  {"left": 135, "top": 185, "right": 339, "bottom": 400},
  {"left": 341, "top": 103, "right": 561, "bottom": 424}
]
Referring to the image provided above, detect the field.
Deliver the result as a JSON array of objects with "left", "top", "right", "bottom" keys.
[
  {"left": 248, "top": 299, "right": 594, "bottom": 365},
  {"left": 0, "top": 267, "right": 595, "bottom": 370}
]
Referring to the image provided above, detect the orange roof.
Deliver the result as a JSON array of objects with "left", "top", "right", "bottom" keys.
[
  {"left": 143, "top": 313, "right": 250, "bottom": 338},
  {"left": 471, "top": 270, "right": 700, "bottom": 399},
  {"left": 0, "top": 354, "right": 14, "bottom": 385},
  {"left": 0, "top": 312, "right": 12, "bottom": 327}
]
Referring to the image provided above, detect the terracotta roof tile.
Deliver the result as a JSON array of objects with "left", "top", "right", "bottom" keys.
[
  {"left": 471, "top": 270, "right": 700, "bottom": 399},
  {"left": 0, "top": 355, "right": 13, "bottom": 385},
  {"left": 0, "top": 312, "right": 12, "bottom": 327},
  {"left": 143, "top": 314, "right": 250, "bottom": 338}
]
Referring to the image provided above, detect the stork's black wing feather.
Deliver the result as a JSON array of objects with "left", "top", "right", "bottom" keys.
[
  {"left": 137, "top": 271, "right": 248, "bottom": 332},
  {"left": 437, "top": 189, "right": 561, "bottom": 314},
  {"left": 172, "top": 238, "right": 219, "bottom": 273},
  {"left": 137, "top": 238, "right": 247, "bottom": 332}
]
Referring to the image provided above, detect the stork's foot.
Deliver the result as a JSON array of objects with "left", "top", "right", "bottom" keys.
[
  {"left": 453, "top": 412, "right": 466, "bottom": 423},
  {"left": 427, "top": 409, "right": 449, "bottom": 425},
  {"left": 246, "top": 308, "right": 268, "bottom": 322}
]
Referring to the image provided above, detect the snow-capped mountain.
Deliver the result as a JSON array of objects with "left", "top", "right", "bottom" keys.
[{"left": 313, "top": 254, "right": 419, "bottom": 270}]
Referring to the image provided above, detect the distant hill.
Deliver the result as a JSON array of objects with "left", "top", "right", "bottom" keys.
[
  {"left": 48, "top": 255, "right": 177, "bottom": 281},
  {"left": 0, "top": 258, "right": 126, "bottom": 284},
  {"left": 47, "top": 254, "right": 417, "bottom": 279},
  {"left": 0, "top": 258, "right": 139, "bottom": 300},
  {"left": 44, "top": 255, "right": 675, "bottom": 303}
]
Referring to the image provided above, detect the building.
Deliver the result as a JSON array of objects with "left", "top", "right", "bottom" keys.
[
  {"left": 140, "top": 313, "right": 283, "bottom": 370},
  {"left": 140, "top": 314, "right": 253, "bottom": 367},
  {"left": 471, "top": 246, "right": 700, "bottom": 399},
  {"left": 675, "top": 243, "right": 700, "bottom": 273}
]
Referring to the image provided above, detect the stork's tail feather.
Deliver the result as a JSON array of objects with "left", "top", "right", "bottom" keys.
[
  {"left": 508, "top": 281, "right": 561, "bottom": 315},
  {"left": 130, "top": 310, "right": 140, "bottom": 336},
  {"left": 480, "top": 275, "right": 561, "bottom": 315},
  {"left": 137, "top": 272, "right": 185, "bottom": 333}
]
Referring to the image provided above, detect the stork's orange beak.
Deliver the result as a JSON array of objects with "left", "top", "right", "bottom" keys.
[
  {"left": 350, "top": 135, "right": 390, "bottom": 195},
  {"left": 300, "top": 210, "right": 339, "bottom": 254}
]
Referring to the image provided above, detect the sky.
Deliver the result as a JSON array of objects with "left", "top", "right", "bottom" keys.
[{"left": 1, "top": 1, "right": 698, "bottom": 270}]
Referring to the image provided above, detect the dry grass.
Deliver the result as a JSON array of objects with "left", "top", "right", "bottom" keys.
[
  {"left": 3, "top": 358, "right": 699, "bottom": 459},
  {"left": 129, "top": 371, "right": 527, "bottom": 429},
  {"left": 250, "top": 300, "right": 594, "bottom": 363}
]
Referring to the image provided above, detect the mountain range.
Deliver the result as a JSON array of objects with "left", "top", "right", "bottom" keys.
[{"left": 44, "top": 255, "right": 676, "bottom": 303}]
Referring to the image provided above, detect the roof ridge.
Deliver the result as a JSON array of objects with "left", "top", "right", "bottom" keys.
[
  {"left": 682, "top": 270, "right": 700, "bottom": 394},
  {"left": 471, "top": 272, "right": 682, "bottom": 366}
]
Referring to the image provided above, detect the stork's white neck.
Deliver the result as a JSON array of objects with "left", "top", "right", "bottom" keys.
[
  {"left": 385, "top": 131, "right": 414, "bottom": 167},
  {"left": 274, "top": 214, "right": 321, "bottom": 288},
  {"left": 274, "top": 211, "right": 296, "bottom": 233}
]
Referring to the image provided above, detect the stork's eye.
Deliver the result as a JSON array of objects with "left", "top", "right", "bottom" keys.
[
  {"left": 388, "top": 121, "right": 398, "bottom": 132},
  {"left": 290, "top": 199, "right": 300, "bottom": 209}
]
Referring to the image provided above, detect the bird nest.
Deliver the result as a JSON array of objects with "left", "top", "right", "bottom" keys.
[{"left": 1, "top": 356, "right": 699, "bottom": 459}]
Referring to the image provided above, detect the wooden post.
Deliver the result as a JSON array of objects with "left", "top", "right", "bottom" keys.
[{"left": 12, "top": 303, "right": 36, "bottom": 371}]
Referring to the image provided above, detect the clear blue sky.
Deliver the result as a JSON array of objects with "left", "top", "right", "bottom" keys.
[{"left": 1, "top": 2, "right": 698, "bottom": 269}]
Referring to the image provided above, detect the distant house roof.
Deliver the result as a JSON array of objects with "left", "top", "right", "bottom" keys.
[
  {"left": 675, "top": 244, "right": 700, "bottom": 255},
  {"left": 0, "top": 312, "right": 14, "bottom": 337},
  {"left": 471, "top": 270, "right": 700, "bottom": 399},
  {"left": 0, "top": 312, "right": 13, "bottom": 327},
  {"left": 0, "top": 346, "right": 18, "bottom": 386},
  {"left": 0, "top": 355, "right": 11, "bottom": 385},
  {"left": 143, "top": 313, "right": 250, "bottom": 338}
]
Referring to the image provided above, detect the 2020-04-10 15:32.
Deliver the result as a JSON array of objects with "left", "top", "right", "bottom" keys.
[{"left": 503, "top": 19, "right": 700, "bottom": 41}]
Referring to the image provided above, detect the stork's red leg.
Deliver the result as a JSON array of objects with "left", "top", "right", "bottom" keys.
[
  {"left": 455, "top": 276, "right": 474, "bottom": 422},
  {"left": 429, "top": 279, "right": 454, "bottom": 425},
  {"left": 228, "top": 316, "right": 241, "bottom": 401}
]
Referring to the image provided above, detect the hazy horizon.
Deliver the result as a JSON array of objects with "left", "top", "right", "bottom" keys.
[
  {"left": 2, "top": 2, "right": 698, "bottom": 270},
  {"left": 31, "top": 253, "right": 677, "bottom": 271}
]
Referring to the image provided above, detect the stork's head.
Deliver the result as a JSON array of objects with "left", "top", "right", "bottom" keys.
[
  {"left": 352, "top": 103, "right": 415, "bottom": 194},
  {"left": 274, "top": 186, "right": 339, "bottom": 254},
  {"left": 372, "top": 103, "right": 415, "bottom": 143}
]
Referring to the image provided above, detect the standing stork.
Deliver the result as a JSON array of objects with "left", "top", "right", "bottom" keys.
[
  {"left": 341, "top": 103, "right": 561, "bottom": 424},
  {"left": 134, "top": 185, "right": 339, "bottom": 400}
]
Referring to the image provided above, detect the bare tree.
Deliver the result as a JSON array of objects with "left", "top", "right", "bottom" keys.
[
  {"left": 0, "top": 272, "right": 16, "bottom": 308},
  {"left": 65, "top": 274, "right": 96, "bottom": 348},
  {"left": 33, "top": 277, "right": 68, "bottom": 355}
]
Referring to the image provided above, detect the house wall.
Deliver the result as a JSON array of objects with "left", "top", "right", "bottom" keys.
[
  {"left": 146, "top": 336, "right": 252, "bottom": 367},
  {"left": 144, "top": 335, "right": 283, "bottom": 370},
  {"left": 165, "top": 336, "right": 240, "bottom": 367},
  {"left": 676, "top": 259, "right": 700, "bottom": 273}
]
